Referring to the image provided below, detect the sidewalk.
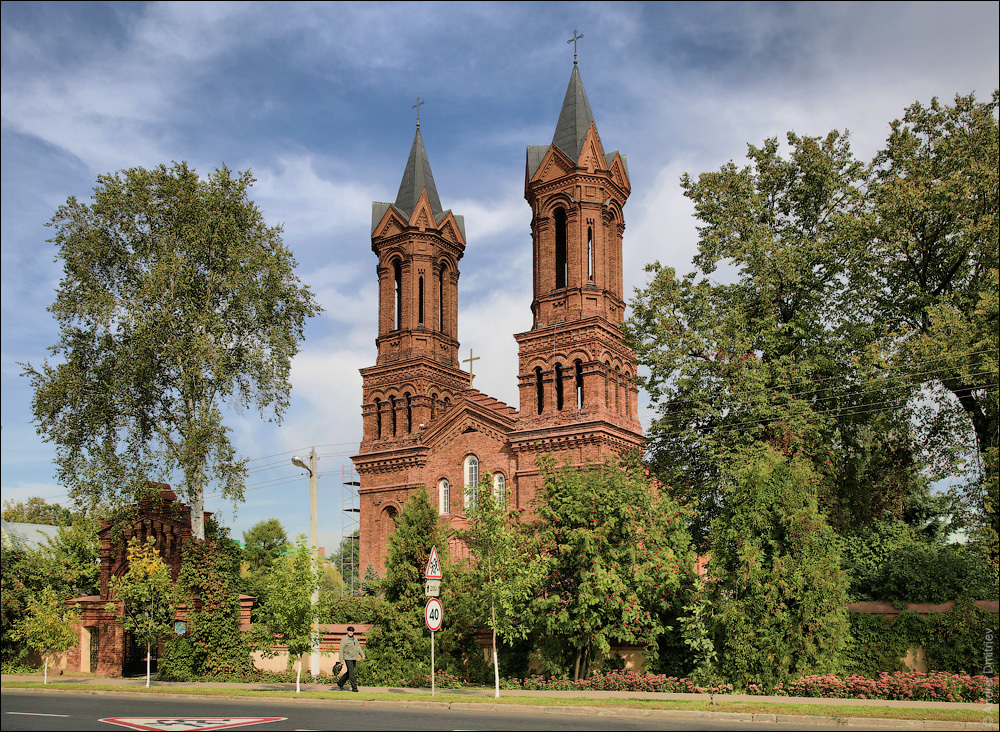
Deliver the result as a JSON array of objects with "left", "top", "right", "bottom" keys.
[{"left": 3, "top": 674, "right": 997, "bottom": 729}]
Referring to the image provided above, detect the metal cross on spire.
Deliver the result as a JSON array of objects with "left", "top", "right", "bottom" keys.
[
  {"left": 568, "top": 30, "right": 583, "bottom": 65},
  {"left": 462, "top": 348, "right": 480, "bottom": 382},
  {"left": 413, "top": 97, "right": 425, "bottom": 128}
]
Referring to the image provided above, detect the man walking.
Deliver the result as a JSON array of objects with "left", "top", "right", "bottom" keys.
[{"left": 337, "top": 625, "right": 365, "bottom": 692}]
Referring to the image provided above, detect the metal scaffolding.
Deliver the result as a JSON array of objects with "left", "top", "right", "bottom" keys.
[{"left": 340, "top": 464, "right": 361, "bottom": 596}]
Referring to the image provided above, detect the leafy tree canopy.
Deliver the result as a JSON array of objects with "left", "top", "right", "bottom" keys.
[
  {"left": 626, "top": 92, "right": 998, "bottom": 553},
  {"left": 23, "top": 162, "right": 323, "bottom": 539},
  {"left": 12, "top": 586, "right": 80, "bottom": 683},
  {"left": 242, "top": 518, "right": 289, "bottom": 571},
  {"left": 854, "top": 92, "right": 999, "bottom": 559},
  {"left": 530, "top": 455, "right": 696, "bottom": 680},
  {"left": 2, "top": 497, "right": 76, "bottom": 526}
]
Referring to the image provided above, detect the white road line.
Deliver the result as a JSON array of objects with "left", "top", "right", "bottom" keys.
[{"left": 7, "top": 711, "right": 71, "bottom": 717}]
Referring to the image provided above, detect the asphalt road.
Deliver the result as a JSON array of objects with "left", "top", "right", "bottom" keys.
[{"left": 0, "top": 689, "right": 864, "bottom": 731}]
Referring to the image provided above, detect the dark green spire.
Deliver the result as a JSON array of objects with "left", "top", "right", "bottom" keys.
[
  {"left": 394, "top": 127, "right": 443, "bottom": 217},
  {"left": 551, "top": 65, "right": 596, "bottom": 162}
]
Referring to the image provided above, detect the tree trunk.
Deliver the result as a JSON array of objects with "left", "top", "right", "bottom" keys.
[
  {"left": 190, "top": 485, "right": 205, "bottom": 540},
  {"left": 146, "top": 644, "right": 151, "bottom": 688},
  {"left": 491, "top": 609, "right": 500, "bottom": 699},
  {"left": 295, "top": 657, "right": 302, "bottom": 694},
  {"left": 43, "top": 655, "right": 49, "bottom": 685}
]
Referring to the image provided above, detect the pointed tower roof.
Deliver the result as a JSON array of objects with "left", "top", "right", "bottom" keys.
[
  {"left": 551, "top": 65, "right": 596, "bottom": 162},
  {"left": 394, "top": 126, "right": 443, "bottom": 218}
]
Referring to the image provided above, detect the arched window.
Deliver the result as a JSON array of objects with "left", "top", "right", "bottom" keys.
[
  {"left": 493, "top": 473, "right": 506, "bottom": 507},
  {"left": 555, "top": 362, "right": 564, "bottom": 411},
  {"left": 381, "top": 506, "right": 399, "bottom": 553},
  {"left": 587, "top": 223, "right": 594, "bottom": 281},
  {"left": 535, "top": 366, "right": 544, "bottom": 415},
  {"left": 604, "top": 360, "right": 612, "bottom": 407},
  {"left": 624, "top": 371, "right": 632, "bottom": 415},
  {"left": 431, "top": 392, "right": 438, "bottom": 421},
  {"left": 438, "top": 267, "right": 446, "bottom": 332},
  {"left": 404, "top": 392, "right": 412, "bottom": 433},
  {"left": 554, "top": 207, "right": 568, "bottom": 289},
  {"left": 393, "top": 259, "right": 403, "bottom": 330},
  {"left": 373, "top": 397, "right": 382, "bottom": 439},
  {"left": 418, "top": 276, "right": 424, "bottom": 324},
  {"left": 464, "top": 455, "right": 479, "bottom": 510},
  {"left": 390, "top": 395, "right": 398, "bottom": 436},
  {"left": 614, "top": 366, "right": 622, "bottom": 413},
  {"left": 438, "top": 479, "right": 450, "bottom": 515},
  {"left": 575, "top": 360, "right": 584, "bottom": 409}
]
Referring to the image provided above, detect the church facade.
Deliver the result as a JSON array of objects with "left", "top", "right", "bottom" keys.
[{"left": 352, "top": 64, "right": 643, "bottom": 573}]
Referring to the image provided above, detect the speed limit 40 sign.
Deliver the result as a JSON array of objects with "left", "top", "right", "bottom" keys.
[{"left": 425, "top": 597, "right": 443, "bottom": 631}]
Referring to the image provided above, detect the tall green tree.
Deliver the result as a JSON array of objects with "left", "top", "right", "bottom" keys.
[
  {"left": 242, "top": 518, "right": 289, "bottom": 571},
  {"left": 708, "top": 447, "right": 849, "bottom": 689},
  {"left": 12, "top": 587, "right": 81, "bottom": 684},
  {"left": 531, "top": 455, "right": 695, "bottom": 680},
  {"left": 625, "top": 129, "right": 927, "bottom": 543},
  {"left": 459, "top": 474, "right": 543, "bottom": 697},
  {"left": 854, "top": 92, "right": 999, "bottom": 562},
  {"left": 106, "top": 537, "right": 177, "bottom": 687},
  {"left": 23, "top": 162, "right": 322, "bottom": 539},
  {"left": 251, "top": 536, "right": 319, "bottom": 692},
  {"left": 363, "top": 487, "right": 450, "bottom": 685}
]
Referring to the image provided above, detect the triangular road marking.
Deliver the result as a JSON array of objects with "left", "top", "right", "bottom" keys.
[{"left": 100, "top": 718, "right": 285, "bottom": 731}]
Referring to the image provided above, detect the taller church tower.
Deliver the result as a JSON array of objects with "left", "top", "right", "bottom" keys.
[{"left": 509, "top": 62, "right": 643, "bottom": 486}]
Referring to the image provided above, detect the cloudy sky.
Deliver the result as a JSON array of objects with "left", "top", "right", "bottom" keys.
[{"left": 2, "top": 1, "right": 998, "bottom": 552}]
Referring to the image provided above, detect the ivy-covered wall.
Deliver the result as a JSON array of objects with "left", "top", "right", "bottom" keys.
[{"left": 845, "top": 598, "right": 998, "bottom": 676}]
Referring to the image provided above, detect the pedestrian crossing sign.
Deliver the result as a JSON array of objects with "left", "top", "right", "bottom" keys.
[{"left": 424, "top": 546, "right": 442, "bottom": 579}]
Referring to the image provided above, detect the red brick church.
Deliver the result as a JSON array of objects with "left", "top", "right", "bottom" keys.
[{"left": 352, "top": 62, "right": 644, "bottom": 573}]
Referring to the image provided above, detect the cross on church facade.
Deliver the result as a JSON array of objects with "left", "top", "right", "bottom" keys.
[
  {"left": 568, "top": 30, "right": 583, "bottom": 65},
  {"left": 462, "top": 348, "right": 480, "bottom": 382},
  {"left": 412, "top": 97, "right": 425, "bottom": 127}
]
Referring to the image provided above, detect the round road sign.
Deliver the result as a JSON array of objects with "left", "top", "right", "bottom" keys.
[{"left": 425, "top": 597, "right": 443, "bottom": 631}]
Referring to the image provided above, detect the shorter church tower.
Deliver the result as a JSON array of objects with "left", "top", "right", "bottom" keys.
[
  {"left": 359, "top": 125, "right": 471, "bottom": 447},
  {"left": 353, "top": 123, "right": 473, "bottom": 571}
]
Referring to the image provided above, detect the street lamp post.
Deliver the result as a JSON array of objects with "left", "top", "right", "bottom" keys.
[{"left": 292, "top": 448, "right": 320, "bottom": 678}]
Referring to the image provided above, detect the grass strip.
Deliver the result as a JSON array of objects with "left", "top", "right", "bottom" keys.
[{"left": 3, "top": 681, "right": 996, "bottom": 724}]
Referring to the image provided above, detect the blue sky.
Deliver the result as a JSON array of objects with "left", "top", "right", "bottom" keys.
[{"left": 3, "top": 1, "right": 998, "bottom": 553}]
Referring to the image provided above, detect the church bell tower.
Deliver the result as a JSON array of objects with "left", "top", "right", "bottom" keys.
[
  {"left": 510, "top": 61, "right": 643, "bottom": 464},
  {"left": 358, "top": 122, "right": 471, "bottom": 449}
]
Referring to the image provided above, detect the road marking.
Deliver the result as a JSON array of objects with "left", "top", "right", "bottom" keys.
[
  {"left": 7, "top": 712, "right": 71, "bottom": 717},
  {"left": 100, "top": 718, "right": 286, "bottom": 731}
]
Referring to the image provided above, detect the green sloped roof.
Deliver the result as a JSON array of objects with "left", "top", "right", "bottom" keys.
[{"left": 393, "top": 127, "right": 443, "bottom": 217}]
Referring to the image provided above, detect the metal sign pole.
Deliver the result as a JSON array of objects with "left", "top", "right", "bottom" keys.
[{"left": 431, "top": 630, "right": 435, "bottom": 696}]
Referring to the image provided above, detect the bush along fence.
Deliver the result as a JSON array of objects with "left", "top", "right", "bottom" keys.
[{"left": 502, "top": 670, "right": 995, "bottom": 703}]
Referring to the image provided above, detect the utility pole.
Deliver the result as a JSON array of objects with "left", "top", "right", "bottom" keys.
[
  {"left": 308, "top": 447, "right": 319, "bottom": 678},
  {"left": 293, "top": 448, "right": 321, "bottom": 678}
]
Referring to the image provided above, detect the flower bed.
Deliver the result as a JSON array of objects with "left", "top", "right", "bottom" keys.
[
  {"left": 503, "top": 671, "right": 995, "bottom": 702},
  {"left": 766, "top": 672, "right": 995, "bottom": 702}
]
